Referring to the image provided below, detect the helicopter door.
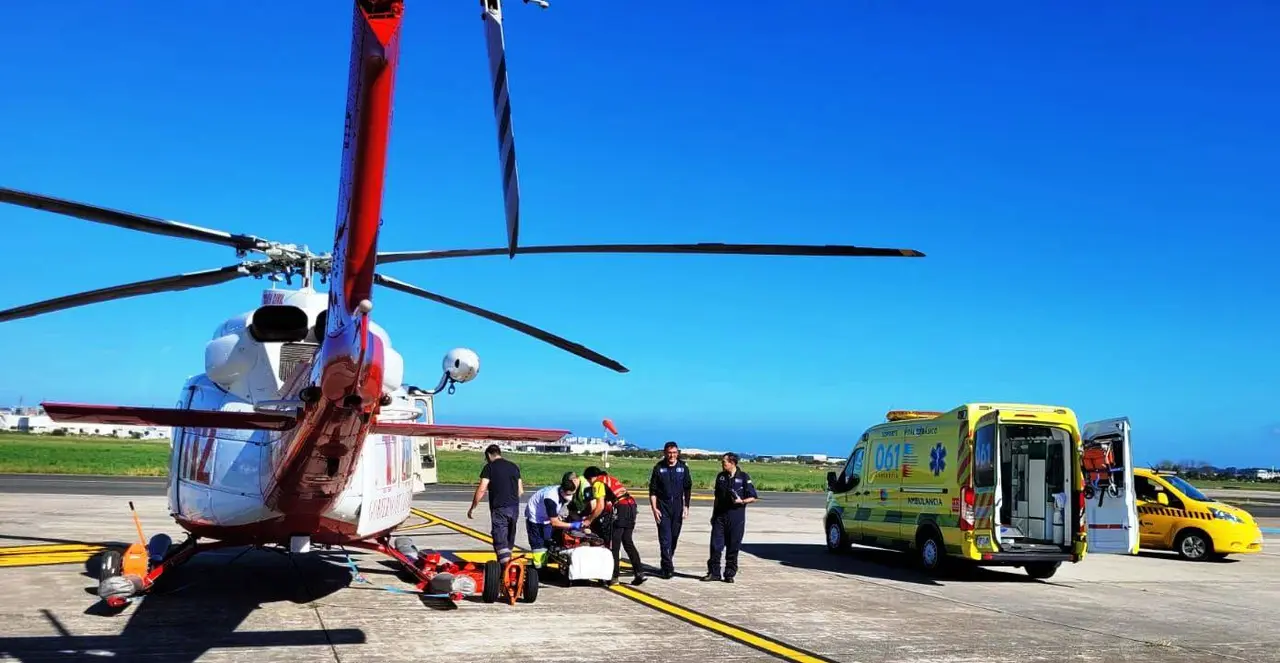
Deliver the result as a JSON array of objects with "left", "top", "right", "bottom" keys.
[
  {"left": 410, "top": 395, "right": 438, "bottom": 490},
  {"left": 1082, "top": 417, "right": 1138, "bottom": 554}
]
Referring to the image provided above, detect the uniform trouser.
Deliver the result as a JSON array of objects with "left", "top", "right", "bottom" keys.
[
  {"left": 526, "top": 519, "right": 553, "bottom": 551},
  {"left": 707, "top": 508, "right": 745, "bottom": 578},
  {"left": 609, "top": 501, "right": 643, "bottom": 579},
  {"left": 490, "top": 504, "right": 519, "bottom": 565},
  {"left": 656, "top": 502, "right": 684, "bottom": 573}
]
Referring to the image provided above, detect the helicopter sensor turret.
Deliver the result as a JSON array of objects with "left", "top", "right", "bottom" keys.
[{"left": 443, "top": 347, "right": 479, "bottom": 383}]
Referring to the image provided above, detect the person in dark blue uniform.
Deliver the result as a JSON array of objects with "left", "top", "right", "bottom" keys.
[
  {"left": 702, "top": 452, "right": 757, "bottom": 583},
  {"left": 648, "top": 440, "right": 693, "bottom": 578}
]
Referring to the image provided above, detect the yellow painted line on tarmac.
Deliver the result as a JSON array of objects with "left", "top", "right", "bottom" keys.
[
  {"left": 609, "top": 583, "right": 836, "bottom": 663},
  {"left": 410, "top": 507, "right": 497, "bottom": 542},
  {"left": 411, "top": 508, "right": 837, "bottom": 663},
  {"left": 0, "top": 543, "right": 106, "bottom": 568},
  {"left": 0, "top": 543, "right": 104, "bottom": 555}
]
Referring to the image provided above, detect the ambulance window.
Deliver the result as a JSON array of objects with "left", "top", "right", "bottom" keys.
[
  {"left": 844, "top": 447, "right": 865, "bottom": 482},
  {"left": 974, "top": 424, "right": 996, "bottom": 488}
]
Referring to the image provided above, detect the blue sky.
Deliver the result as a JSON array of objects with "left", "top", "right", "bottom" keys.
[{"left": 1, "top": 1, "right": 1276, "bottom": 467}]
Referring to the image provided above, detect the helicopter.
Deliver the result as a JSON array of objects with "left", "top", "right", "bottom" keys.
[{"left": 0, "top": 0, "right": 925, "bottom": 610}]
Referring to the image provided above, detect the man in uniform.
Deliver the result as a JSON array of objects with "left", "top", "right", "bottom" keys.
[
  {"left": 702, "top": 452, "right": 757, "bottom": 583},
  {"left": 582, "top": 466, "right": 647, "bottom": 586},
  {"left": 467, "top": 444, "right": 523, "bottom": 566},
  {"left": 648, "top": 440, "right": 692, "bottom": 578}
]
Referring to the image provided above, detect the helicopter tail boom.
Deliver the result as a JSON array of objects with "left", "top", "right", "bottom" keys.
[
  {"left": 258, "top": 1, "right": 405, "bottom": 520},
  {"left": 328, "top": 0, "right": 404, "bottom": 330}
]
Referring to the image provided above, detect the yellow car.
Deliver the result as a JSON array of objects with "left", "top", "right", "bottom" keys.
[{"left": 1133, "top": 468, "right": 1264, "bottom": 560}]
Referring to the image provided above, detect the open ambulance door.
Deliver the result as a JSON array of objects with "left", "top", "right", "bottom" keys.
[{"left": 1081, "top": 417, "right": 1138, "bottom": 554}]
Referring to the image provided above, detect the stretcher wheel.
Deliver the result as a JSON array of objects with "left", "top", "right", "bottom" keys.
[
  {"left": 1084, "top": 485, "right": 1096, "bottom": 499},
  {"left": 522, "top": 564, "right": 539, "bottom": 603},
  {"left": 482, "top": 560, "right": 500, "bottom": 603},
  {"left": 98, "top": 549, "right": 122, "bottom": 581}
]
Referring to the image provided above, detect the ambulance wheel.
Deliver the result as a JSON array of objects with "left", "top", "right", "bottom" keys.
[
  {"left": 482, "top": 560, "right": 501, "bottom": 603},
  {"left": 915, "top": 528, "right": 945, "bottom": 573},
  {"left": 521, "top": 564, "right": 539, "bottom": 603},
  {"left": 98, "top": 549, "right": 123, "bottom": 581},
  {"left": 825, "top": 517, "right": 849, "bottom": 553},
  {"left": 1024, "top": 561, "right": 1060, "bottom": 580},
  {"left": 1175, "top": 529, "right": 1211, "bottom": 561}
]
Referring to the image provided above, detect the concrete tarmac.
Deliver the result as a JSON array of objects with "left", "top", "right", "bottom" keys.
[
  {"left": 1, "top": 474, "right": 1276, "bottom": 516},
  {"left": 1, "top": 483, "right": 1279, "bottom": 662}
]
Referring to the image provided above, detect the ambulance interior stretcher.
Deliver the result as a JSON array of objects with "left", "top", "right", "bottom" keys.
[{"left": 992, "top": 424, "right": 1073, "bottom": 551}]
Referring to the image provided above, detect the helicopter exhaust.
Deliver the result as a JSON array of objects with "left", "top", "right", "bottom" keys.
[{"left": 248, "top": 305, "right": 311, "bottom": 343}]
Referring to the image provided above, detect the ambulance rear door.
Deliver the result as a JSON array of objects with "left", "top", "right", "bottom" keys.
[{"left": 1082, "top": 417, "right": 1138, "bottom": 554}]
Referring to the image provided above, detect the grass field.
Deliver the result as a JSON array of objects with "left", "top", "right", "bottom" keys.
[
  {"left": 2, "top": 432, "right": 1278, "bottom": 495},
  {"left": 0, "top": 433, "right": 171, "bottom": 476},
  {"left": 434, "top": 450, "right": 830, "bottom": 492},
  {"left": 0, "top": 433, "right": 831, "bottom": 491}
]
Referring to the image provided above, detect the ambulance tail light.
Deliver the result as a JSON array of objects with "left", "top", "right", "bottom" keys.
[
  {"left": 1075, "top": 488, "right": 1087, "bottom": 538},
  {"left": 959, "top": 485, "right": 975, "bottom": 531}
]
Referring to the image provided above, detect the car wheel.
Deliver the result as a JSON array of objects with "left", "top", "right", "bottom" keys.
[
  {"left": 1024, "top": 561, "right": 1060, "bottom": 580},
  {"left": 1175, "top": 530, "right": 1212, "bottom": 561},
  {"left": 916, "top": 528, "right": 945, "bottom": 573},
  {"left": 825, "top": 517, "right": 848, "bottom": 553}
]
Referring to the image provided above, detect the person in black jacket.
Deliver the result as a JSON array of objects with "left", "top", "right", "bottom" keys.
[
  {"left": 648, "top": 441, "right": 693, "bottom": 578},
  {"left": 702, "top": 452, "right": 757, "bottom": 583}
]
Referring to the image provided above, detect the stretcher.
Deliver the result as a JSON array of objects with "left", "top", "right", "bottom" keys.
[{"left": 542, "top": 529, "right": 615, "bottom": 584}]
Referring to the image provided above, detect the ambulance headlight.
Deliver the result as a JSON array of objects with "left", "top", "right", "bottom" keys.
[{"left": 1210, "top": 508, "right": 1242, "bottom": 523}]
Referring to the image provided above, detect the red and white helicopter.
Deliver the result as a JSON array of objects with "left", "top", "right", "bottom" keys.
[{"left": 0, "top": 0, "right": 924, "bottom": 608}]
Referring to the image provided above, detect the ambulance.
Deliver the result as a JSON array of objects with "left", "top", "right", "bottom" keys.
[{"left": 823, "top": 404, "right": 1138, "bottom": 579}]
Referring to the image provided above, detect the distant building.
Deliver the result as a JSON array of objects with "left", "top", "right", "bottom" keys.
[{"left": 0, "top": 407, "right": 170, "bottom": 440}]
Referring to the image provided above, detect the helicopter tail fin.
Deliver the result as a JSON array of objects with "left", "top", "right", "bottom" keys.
[
  {"left": 41, "top": 402, "right": 297, "bottom": 431},
  {"left": 327, "top": 1, "right": 405, "bottom": 332}
]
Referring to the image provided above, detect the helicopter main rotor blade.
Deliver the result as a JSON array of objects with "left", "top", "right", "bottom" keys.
[
  {"left": 480, "top": 0, "right": 523, "bottom": 258},
  {"left": 0, "top": 187, "right": 270, "bottom": 252},
  {"left": 376, "top": 242, "right": 926, "bottom": 264},
  {"left": 0, "top": 264, "right": 252, "bottom": 323},
  {"left": 373, "top": 273, "right": 628, "bottom": 373}
]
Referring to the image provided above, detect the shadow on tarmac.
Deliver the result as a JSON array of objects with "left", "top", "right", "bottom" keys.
[
  {"left": 742, "top": 542, "right": 1060, "bottom": 585},
  {"left": 0, "top": 546, "right": 365, "bottom": 663}
]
